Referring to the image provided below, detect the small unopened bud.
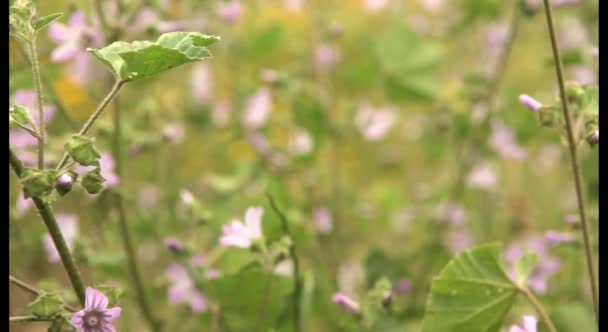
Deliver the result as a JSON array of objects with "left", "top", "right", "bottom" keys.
[
  {"left": 55, "top": 173, "right": 75, "bottom": 196},
  {"left": 565, "top": 81, "right": 584, "bottom": 102},
  {"left": 587, "top": 130, "right": 599, "bottom": 146},
  {"left": 332, "top": 293, "right": 360, "bottom": 314},
  {"left": 382, "top": 291, "right": 393, "bottom": 307},
  {"left": 164, "top": 237, "right": 184, "bottom": 254},
  {"left": 519, "top": 94, "right": 543, "bottom": 112}
]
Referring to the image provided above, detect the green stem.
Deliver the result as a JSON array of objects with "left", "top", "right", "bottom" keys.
[
  {"left": 9, "top": 316, "right": 51, "bottom": 323},
  {"left": 27, "top": 41, "right": 45, "bottom": 169},
  {"left": 55, "top": 79, "right": 125, "bottom": 171},
  {"left": 541, "top": 0, "right": 599, "bottom": 321},
  {"left": 9, "top": 149, "right": 86, "bottom": 306},
  {"left": 265, "top": 193, "right": 302, "bottom": 332},
  {"left": 518, "top": 286, "right": 558, "bottom": 332},
  {"left": 112, "top": 95, "right": 162, "bottom": 332}
]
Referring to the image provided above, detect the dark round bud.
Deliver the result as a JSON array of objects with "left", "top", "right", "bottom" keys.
[
  {"left": 382, "top": 291, "right": 393, "bottom": 307},
  {"left": 164, "top": 237, "right": 184, "bottom": 254},
  {"left": 55, "top": 173, "right": 75, "bottom": 196}
]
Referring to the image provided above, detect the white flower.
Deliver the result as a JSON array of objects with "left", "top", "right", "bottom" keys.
[
  {"left": 220, "top": 207, "right": 264, "bottom": 248},
  {"left": 510, "top": 315, "right": 538, "bottom": 332},
  {"left": 242, "top": 88, "right": 272, "bottom": 129},
  {"left": 289, "top": 128, "right": 314, "bottom": 156},
  {"left": 355, "top": 103, "right": 398, "bottom": 141}
]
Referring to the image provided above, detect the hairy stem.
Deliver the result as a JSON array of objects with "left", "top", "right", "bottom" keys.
[
  {"left": 55, "top": 79, "right": 125, "bottom": 170},
  {"left": 518, "top": 286, "right": 558, "bottom": 332},
  {"left": 265, "top": 193, "right": 302, "bottom": 332},
  {"left": 27, "top": 41, "right": 45, "bottom": 169},
  {"left": 541, "top": 0, "right": 598, "bottom": 321},
  {"left": 9, "top": 149, "right": 86, "bottom": 306},
  {"left": 9, "top": 316, "right": 52, "bottom": 323}
]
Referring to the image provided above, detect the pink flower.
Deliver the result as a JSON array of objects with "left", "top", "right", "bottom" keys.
[
  {"left": 42, "top": 214, "right": 78, "bottom": 263},
  {"left": 445, "top": 228, "right": 474, "bottom": 254},
  {"left": 363, "top": 0, "right": 389, "bottom": 13},
  {"left": 14, "top": 191, "right": 34, "bottom": 216},
  {"left": 162, "top": 123, "right": 186, "bottom": 144},
  {"left": 395, "top": 278, "right": 412, "bottom": 294},
  {"left": 12, "top": 89, "right": 56, "bottom": 125},
  {"left": 444, "top": 203, "right": 466, "bottom": 225},
  {"left": 220, "top": 207, "right": 264, "bottom": 248},
  {"left": 191, "top": 64, "right": 214, "bottom": 105},
  {"left": 490, "top": 122, "right": 527, "bottom": 160},
  {"left": 48, "top": 11, "right": 103, "bottom": 84},
  {"left": 165, "top": 264, "right": 209, "bottom": 313},
  {"left": 180, "top": 190, "right": 195, "bottom": 205},
  {"left": 242, "top": 88, "right": 272, "bottom": 129},
  {"left": 316, "top": 44, "right": 341, "bottom": 69},
  {"left": 510, "top": 315, "right": 537, "bottom": 332},
  {"left": 504, "top": 237, "right": 561, "bottom": 295},
  {"left": 71, "top": 288, "right": 121, "bottom": 332},
  {"left": 288, "top": 128, "right": 314, "bottom": 156},
  {"left": 217, "top": 0, "right": 244, "bottom": 24},
  {"left": 130, "top": 7, "right": 187, "bottom": 36},
  {"left": 519, "top": 94, "right": 543, "bottom": 112},
  {"left": 313, "top": 207, "right": 333, "bottom": 234},
  {"left": 572, "top": 65, "right": 596, "bottom": 85},
  {"left": 544, "top": 230, "right": 576, "bottom": 246},
  {"left": 332, "top": 293, "right": 361, "bottom": 314},
  {"left": 355, "top": 103, "right": 397, "bottom": 141},
  {"left": 466, "top": 163, "right": 497, "bottom": 190}
]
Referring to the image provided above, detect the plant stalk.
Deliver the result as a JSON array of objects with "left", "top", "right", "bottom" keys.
[
  {"left": 519, "top": 286, "right": 558, "bottom": 332},
  {"left": 27, "top": 41, "right": 45, "bottom": 169}
]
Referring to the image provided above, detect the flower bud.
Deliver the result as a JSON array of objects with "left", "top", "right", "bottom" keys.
[
  {"left": 382, "top": 291, "right": 393, "bottom": 307},
  {"left": 519, "top": 94, "right": 543, "bottom": 112},
  {"left": 587, "top": 130, "right": 599, "bottom": 146},
  {"left": 164, "top": 237, "right": 184, "bottom": 254},
  {"left": 565, "top": 81, "right": 584, "bottom": 103},
  {"left": 55, "top": 172, "right": 76, "bottom": 196}
]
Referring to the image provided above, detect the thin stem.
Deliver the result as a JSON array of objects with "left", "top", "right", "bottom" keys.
[
  {"left": 55, "top": 79, "right": 125, "bottom": 171},
  {"left": 27, "top": 41, "right": 45, "bottom": 169},
  {"left": 10, "top": 148, "right": 86, "bottom": 306},
  {"left": 9, "top": 316, "right": 52, "bottom": 323},
  {"left": 518, "top": 287, "right": 558, "bottom": 332},
  {"left": 265, "top": 193, "right": 302, "bottom": 332},
  {"left": 112, "top": 95, "right": 162, "bottom": 332},
  {"left": 541, "top": 0, "right": 599, "bottom": 321}
]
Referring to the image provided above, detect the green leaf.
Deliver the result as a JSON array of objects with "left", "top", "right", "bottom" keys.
[
  {"left": 48, "top": 315, "right": 76, "bottom": 332},
  {"left": 421, "top": 243, "right": 519, "bottom": 332},
  {"left": 94, "top": 284, "right": 124, "bottom": 307},
  {"left": 33, "top": 12, "right": 62, "bottom": 31},
  {"left": 28, "top": 292, "right": 64, "bottom": 319},
  {"left": 362, "top": 278, "right": 392, "bottom": 328},
  {"left": 88, "top": 31, "right": 220, "bottom": 81},
  {"left": 21, "top": 168, "right": 57, "bottom": 198},
  {"left": 548, "top": 303, "right": 597, "bottom": 332},
  {"left": 81, "top": 168, "right": 105, "bottom": 194},
  {"left": 64, "top": 135, "right": 101, "bottom": 166},
  {"left": 513, "top": 252, "right": 538, "bottom": 287},
  {"left": 9, "top": 104, "right": 36, "bottom": 130}
]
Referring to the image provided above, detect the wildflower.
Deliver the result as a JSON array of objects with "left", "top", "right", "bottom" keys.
[
  {"left": 355, "top": 103, "right": 397, "bottom": 141},
  {"left": 490, "top": 122, "right": 527, "bottom": 160},
  {"left": 288, "top": 128, "right": 314, "bottom": 156},
  {"left": 395, "top": 278, "right": 412, "bottom": 294},
  {"left": 180, "top": 190, "right": 195, "bottom": 206},
  {"left": 71, "top": 287, "right": 121, "bottom": 332},
  {"left": 313, "top": 207, "right": 333, "bottom": 234},
  {"left": 164, "top": 237, "right": 184, "bottom": 253},
  {"left": 42, "top": 214, "right": 78, "bottom": 263},
  {"left": 14, "top": 191, "right": 34, "bottom": 217},
  {"left": 220, "top": 207, "right": 264, "bottom": 248},
  {"left": 445, "top": 228, "right": 475, "bottom": 255},
  {"left": 518, "top": 94, "right": 543, "bottom": 112},
  {"left": 217, "top": 0, "right": 244, "bottom": 24},
  {"left": 564, "top": 214, "right": 578, "bottom": 226},
  {"left": 505, "top": 237, "right": 561, "bottom": 294},
  {"left": 12, "top": 89, "right": 56, "bottom": 125},
  {"left": 544, "top": 230, "right": 576, "bottom": 246},
  {"left": 587, "top": 130, "right": 599, "bottom": 146},
  {"left": 241, "top": 88, "right": 272, "bottom": 129},
  {"left": 165, "top": 264, "right": 209, "bottom": 313},
  {"left": 332, "top": 293, "right": 361, "bottom": 314},
  {"left": 191, "top": 64, "right": 213, "bottom": 105},
  {"left": 466, "top": 163, "right": 498, "bottom": 190},
  {"left": 510, "top": 315, "right": 537, "bottom": 332},
  {"left": 162, "top": 123, "right": 186, "bottom": 144},
  {"left": 316, "top": 44, "right": 341, "bottom": 69},
  {"left": 130, "top": 7, "right": 187, "bottom": 36},
  {"left": 444, "top": 202, "right": 466, "bottom": 225}
]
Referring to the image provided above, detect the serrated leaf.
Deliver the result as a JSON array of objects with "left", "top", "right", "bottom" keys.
[
  {"left": 21, "top": 168, "right": 57, "bottom": 198},
  {"left": 28, "top": 292, "right": 64, "bottom": 319},
  {"left": 421, "top": 244, "right": 519, "bottom": 332},
  {"left": 88, "top": 31, "right": 220, "bottom": 81},
  {"left": 81, "top": 168, "right": 105, "bottom": 194},
  {"left": 64, "top": 135, "right": 101, "bottom": 166},
  {"left": 9, "top": 104, "right": 36, "bottom": 130},
  {"left": 33, "top": 12, "right": 62, "bottom": 31},
  {"left": 514, "top": 252, "right": 538, "bottom": 286}
]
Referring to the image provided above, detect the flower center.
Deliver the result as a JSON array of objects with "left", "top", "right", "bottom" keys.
[{"left": 84, "top": 312, "right": 102, "bottom": 328}]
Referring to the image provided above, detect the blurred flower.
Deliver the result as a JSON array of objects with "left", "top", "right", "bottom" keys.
[
  {"left": 544, "top": 230, "right": 576, "bottom": 246},
  {"left": 220, "top": 207, "right": 264, "bottom": 248},
  {"left": 466, "top": 163, "right": 497, "bottom": 190},
  {"left": 242, "top": 88, "right": 272, "bottom": 129},
  {"left": 284, "top": 0, "right": 306, "bottom": 11},
  {"left": 571, "top": 65, "right": 596, "bottom": 85},
  {"left": 444, "top": 202, "right": 466, "bottom": 225},
  {"left": 490, "top": 122, "right": 527, "bottom": 160},
  {"left": 206, "top": 269, "right": 222, "bottom": 279},
  {"left": 71, "top": 287, "right": 121, "bottom": 332},
  {"left": 363, "top": 0, "right": 389, "bottom": 13},
  {"left": 164, "top": 237, "right": 184, "bottom": 253},
  {"left": 510, "top": 315, "right": 537, "bottom": 332},
  {"left": 445, "top": 228, "right": 474, "bottom": 254},
  {"left": 247, "top": 131, "right": 272, "bottom": 154},
  {"left": 165, "top": 264, "right": 209, "bottom": 312},
  {"left": 337, "top": 261, "right": 364, "bottom": 296},
  {"left": 592, "top": 47, "right": 599, "bottom": 58},
  {"left": 14, "top": 191, "right": 34, "bottom": 217},
  {"left": 355, "top": 103, "right": 398, "bottom": 141},
  {"left": 217, "top": 0, "right": 244, "bottom": 24},
  {"left": 130, "top": 7, "right": 187, "bottom": 36},
  {"left": 288, "top": 128, "right": 314, "bottom": 156},
  {"left": 191, "top": 64, "right": 214, "bottom": 105},
  {"left": 10, "top": 130, "right": 38, "bottom": 149},
  {"left": 332, "top": 293, "right": 361, "bottom": 314},
  {"left": 74, "top": 153, "right": 120, "bottom": 190},
  {"left": 212, "top": 99, "right": 232, "bottom": 126},
  {"left": 260, "top": 69, "right": 280, "bottom": 84},
  {"left": 42, "top": 214, "right": 78, "bottom": 263},
  {"left": 138, "top": 185, "right": 160, "bottom": 210},
  {"left": 394, "top": 278, "right": 412, "bottom": 294},
  {"left": 316, "top": 43, "right": 341, "bottom": 69},
  {"left": 505, "top": 237, "right": 561, "bottom": 294},
  {"left": 482, "top": 22, "right": 509, "bottom": 73},
  {"left": 588, "top": 130, "right": 599, "bottom": 145},
  {"left": 162, "top": 123, "right": 186, "bottom": 144},
  {"left": 519, "top": 94, "right": 543, "bottom": 112},
  {"left": 12, "top": 89, "right": 56, "bottom": 126},
  {"left": 48, "top": 11, "right": 103, "bottom": 84},
  {"left": 312, "top": 207, "right": 333, "bottom": 234},
  {"left": 557, "top": 16, "right": 588, "bottom": 50},
  {"left": 564, "top": 214, "right": 578, "bottom": 226},
  {"left": 382, "top": 291, "right": 393, "bottom": 306}
]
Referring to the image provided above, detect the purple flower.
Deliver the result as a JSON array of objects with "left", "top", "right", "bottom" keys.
[
  {"left": 355, "top": 103, "right": 397, "bottom": 141},
  {"left": 466, "top": 163, "right": 498, "bottom": 190},
  {"left": 71, "top": 287, "right": 121, "bottom": 332},
  {"left": 312, "top": 207, "right": 334, "bottom": 234},
  {"left": 10, "top": 130, "right": 38, "bottom": 149},
  {"left": 220, "top": 207, "right": 264, "bottom": 248},
  {"left": 519, "top": 94, "right": 543, "bottom": 112},
  {"left": 165, "top": 264, "right": 209, "bottom": 313},
  {"left": 48, "top": 11, "right": 103, "bottom": 84},
  {"left": 42, "top": 214, "right": 78, "bottom": 263},
  {"left": 191, "top": 63, "right": 214, "bottom": 105},
  {"left": 394, "top": 278, "right": 412, "bottom": 294},
  {"left": 288, "top": 128, "right": 314, "bottom": 156},
  {"left": 589, "top": 130, "right": 599, "bottom": 145},
  {"left": 247, "top": 131, "right": 272, "bottom": 155},
  {"left": 241, "top": 88, "right": 272, "bottom": 129},
  {"left": 217, "top": 0, "right": 244, "bottom": 24},
  {"left": 316, "top": 44, "right": 341, "bottom": 69},
  {"left": 510, "top": 315, "right": 537, "bottom": 332},
  {"left": 382, "top": 291, "right": 393, "bottom": 306},
  {"left": 505, "top": 237, "right": 561, "bottom": 295},
  {"left": 164, "top": 237, "right": 184, "bottom": 253},
  {"left": 490, "top": 122, "right": 527, "bottom": 160},
  {"left": 544, "top": 230, "right": 576, "bottom": 246},
  {"left": 332, "top": 293, "right": 361, "bottom": 314}
]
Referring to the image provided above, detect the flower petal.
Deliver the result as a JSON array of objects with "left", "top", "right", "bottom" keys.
[
  {"left": 523, "top": 315, "right": 538, "bottom": 332},
  {"left": 47, "top": 23, "right": 72, "bottom": 42},
  {"left": 102, "top": 325, "right": 117, "bottom": 332},
  {"left": 86, "top": 287, "right": 109, "bottom": 310},
  {"left": 51, "top": 42, "right": 80, "bottom": 62},
  {"left": 70, "top": 310, "right": 85, "bottom": 328},
  {"left": 103, "top": 307, "right": 122, "bottom": 323},
  {"left": 244, "top": 207, "right": 263, "bottom": 238}
]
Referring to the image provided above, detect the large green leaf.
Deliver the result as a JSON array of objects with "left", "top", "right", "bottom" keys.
[
  {"left": 88, "top": 32, "right": 220, "bottom": 81},
  {"left": 547, "top": 303, "right": 597, "bottom": 332},
  {"left": 421, "top": 243, "right": 519, "bottom": 332}
]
